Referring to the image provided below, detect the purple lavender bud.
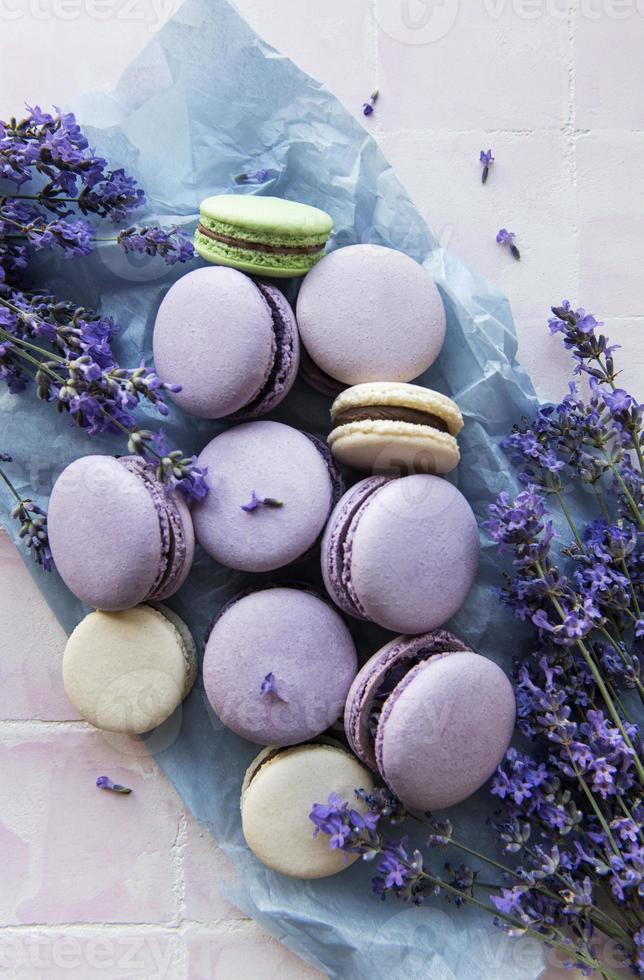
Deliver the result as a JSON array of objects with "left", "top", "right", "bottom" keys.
[
  {"left": 362, "top": 103, "right": 374, "bottom": 116},
  {"left": 260, "top": 672, "right": 277, "bottom": 696},
  {"left": 496, "top": 228, "right": 520, "bottom": 260},
  {"left": 259, "top": 672, "right": 288, "bottom": 702},
  {"left": 479, "top": 149, "right": 494, "bottom": 184},
  {"left": 96, "top": 775, "right": 131, "bottom": 794},
  {"left": 241, "top": 490, "right": 260, "bottom": 512},
  {"left": 241, "top": 491, "right": 283, "bottom": 512}
]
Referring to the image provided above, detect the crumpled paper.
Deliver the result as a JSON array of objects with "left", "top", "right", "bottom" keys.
[{"left": 0, "top": 0, "right": 548, "bottom": 976}]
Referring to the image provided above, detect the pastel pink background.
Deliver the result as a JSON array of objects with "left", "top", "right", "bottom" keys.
[{"left": 0, "top": 0, "right": 642, "bottom": 976}]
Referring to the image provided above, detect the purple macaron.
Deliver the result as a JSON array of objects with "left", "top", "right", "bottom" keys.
[
  {"left": 321, "top": 475, "right": 479, "bottom": 634},
  {"left": 204, "top": 586, "right": 358, "bottom": 746},
  {"left": 153, "top": 266, "right": 300, "bottom": 420},
  {"left": 192, "top": 421, "right": 343, "bottom": 572},
  {"left": 296, "top": 244, "right": 445, "bottom": 390},
  {"left": 48, "top": 455, "right": 195, "bottom": 611},
  {"left": 344, "top": 631, "right": 516, "bottom": 810}
]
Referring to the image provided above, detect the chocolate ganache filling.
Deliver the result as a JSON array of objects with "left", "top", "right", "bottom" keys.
[
  {"left": 197, "top": 224, "right": 323, "bottom": 255},
  {"left": 335, "top": 404, "right": 449, "bottom": 432}
]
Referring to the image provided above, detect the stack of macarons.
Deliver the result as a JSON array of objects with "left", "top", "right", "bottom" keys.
[{"left": 46, "top": 192, "right": 514, "bottom": 881}]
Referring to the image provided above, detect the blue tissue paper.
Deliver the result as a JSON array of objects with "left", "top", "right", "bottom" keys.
[{"left": 0, "top": 1, "right": 546, "bottom": 976}]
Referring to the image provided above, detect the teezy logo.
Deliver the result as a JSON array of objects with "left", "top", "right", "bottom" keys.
[{"left": 376, "top": 0, "right": 460, "bottom": 45}]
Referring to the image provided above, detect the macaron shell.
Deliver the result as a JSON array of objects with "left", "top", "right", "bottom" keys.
[
  {"left": 194, "top": 242, "right": 319, "bottom": 279},
  {"left": 347, "top": 475, "right": 479, "bottom": 633},
  {"left": 328, "top": 420, "right": 460, "bottom": 475},
  {"left": 118, "top": 456, "right": 195, "bottom": 601},
  {"left": 344, "top": 630, "right": 472, "bottom": 770},
  {"left": 199, "top": 195, "right": 333, "bottom": 238},
  {"left": 48, "top": 455, "right": 163, "bottom": 611},
  {"left": 320, "top": 476, "right": 391, "bottom": 619},
  {"left": 203, "top": 587, "right": 357, "bottom": 746},
  {"left": 192, "top": 421, "right": 335, "bottom": 572},
  {"left": 63, "top": 606, "right": 196, "bottom": 734},
  {"left": 296, "top": 245, "right": 446, "bottom": 385},
  {"left": 241, "top": 744, "right": 374, "bottom": 878},
  {"left": 376, "top": 652, "right": 516, "bottom": 811},
  {"left": 153, "top": 266, "right": 275, "bottom": 419},
  {"left": 235, "top": 283, "right": 300, "bottom": 419}
]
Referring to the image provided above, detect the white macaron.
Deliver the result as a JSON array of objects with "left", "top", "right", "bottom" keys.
[{"left": 328, "top": 381, "right": 463, "bottom": 474}]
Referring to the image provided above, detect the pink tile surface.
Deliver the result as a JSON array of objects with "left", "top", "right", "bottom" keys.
[
  {"left": 0, "top": 532, "right": 76, "bottom": 721},
  {"left": 185, "top": 923, "right": 324, "bottom": 979},
  {"left": 0, "top": 725, "right": 181, "bottom": 926},
  {"left": 0, "top": 929, "right": 181, "bottom": 980},
  {"left": 0, "top": 0, "right": 642, "bottom": 976},
  {"left": 182, "top": 814, "right": 245, "bottom": 923}
]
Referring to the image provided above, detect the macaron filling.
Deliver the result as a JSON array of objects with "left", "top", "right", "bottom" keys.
[
  {"left": 118, "top": 457, "right": 189, "bottom": 603},
  {"left": 196, "top": 224, "right": 324, "bottom": 255},
  {"left": 334, "top": 405, "right": 450, "bottom": 432},
  {"left": 231, "top": 283, "right": 298, "bottom": 419}
]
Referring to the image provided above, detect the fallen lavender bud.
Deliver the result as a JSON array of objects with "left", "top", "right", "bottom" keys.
[
  {"left": 96, "top": 776, "right": 132, "bottom": 794},
  {"left": 496, "top": 228, "right": 520, "bottom": 261},
  {"left": 480, "top": 148, "right": 494, "bottom": 184}
]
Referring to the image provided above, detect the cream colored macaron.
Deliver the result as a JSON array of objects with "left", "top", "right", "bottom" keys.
[
  {"left": 241, "top": 743, "right": 374, "bottom": 878},
  {"left": 328, "top": 381, "right": 463, "bottom": 474},
  {"left": 63, "top": 604, "right": 197, "bottom": 734}
]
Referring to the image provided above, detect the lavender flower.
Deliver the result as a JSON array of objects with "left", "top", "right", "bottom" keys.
[
  {"left": 496, "top": 228, "right": 521, "bottom": 260},
  {"left": 485, "top": 301, "right": 643, "bottom": 977},
  {"left": 0, "top": 107, "right": 206, "bottom": 519},
  {"left": 240, "top": 490, "right": 283, "bottom": 512},
  {"left": 259, "top": 672, "right": 288, "bottom": 702},
  {"left": 480, "top": 148, "right": 494, "bottom": 183},
  {"left": 0, "top": 107, "right": 194, "bottom": 270},
  {"left": 96, "top": 775, "right": 132, "bottom": 794},
  {"left": 362, "top": 90, "right": 379, "bottom": 117},
  {"left": 117, "top": 225, "right": 194, "bottom": 266},
  {"left": 234, "top": 168, "right": 270, "bottom": 184},
  {"left": 309, "top": 792, "right": 380, "bottom": 855},
  {"left": 0, "top": 459, "right": 52, "bottom": 571}
]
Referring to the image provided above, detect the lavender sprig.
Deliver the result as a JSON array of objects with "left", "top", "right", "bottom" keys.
[
  {"left": 0, "top": 456, "right": 52, "bottom": 570},
  {"left": 0, "top": 107, "right": 207, "bottom": 512},
  {"left": 484, "top": 302, "right": 644, "bottom": 977},
  {"left": 0, "top": 107, "right": 192, "bottom": 272},
  {"left": 309, "top": 792, "right": 621, "bottom": 977}
]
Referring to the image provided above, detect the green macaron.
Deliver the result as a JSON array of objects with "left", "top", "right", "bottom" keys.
[{"left": 195, "top": 195, "right": 333, "bottom": 278}]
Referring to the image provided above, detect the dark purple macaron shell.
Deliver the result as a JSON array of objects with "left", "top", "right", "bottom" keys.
[
  {"left": 344, "top": 630, "right": 470, "bottom": 771},
  {"left": 203, "top": 586, "right": 358, "bottom": 746},
  {"left": 232, "top": 282, "right": 301, "bottom": 420},
  {"left": 48, "top": 455, "right": 194, "bottom": 611}
]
